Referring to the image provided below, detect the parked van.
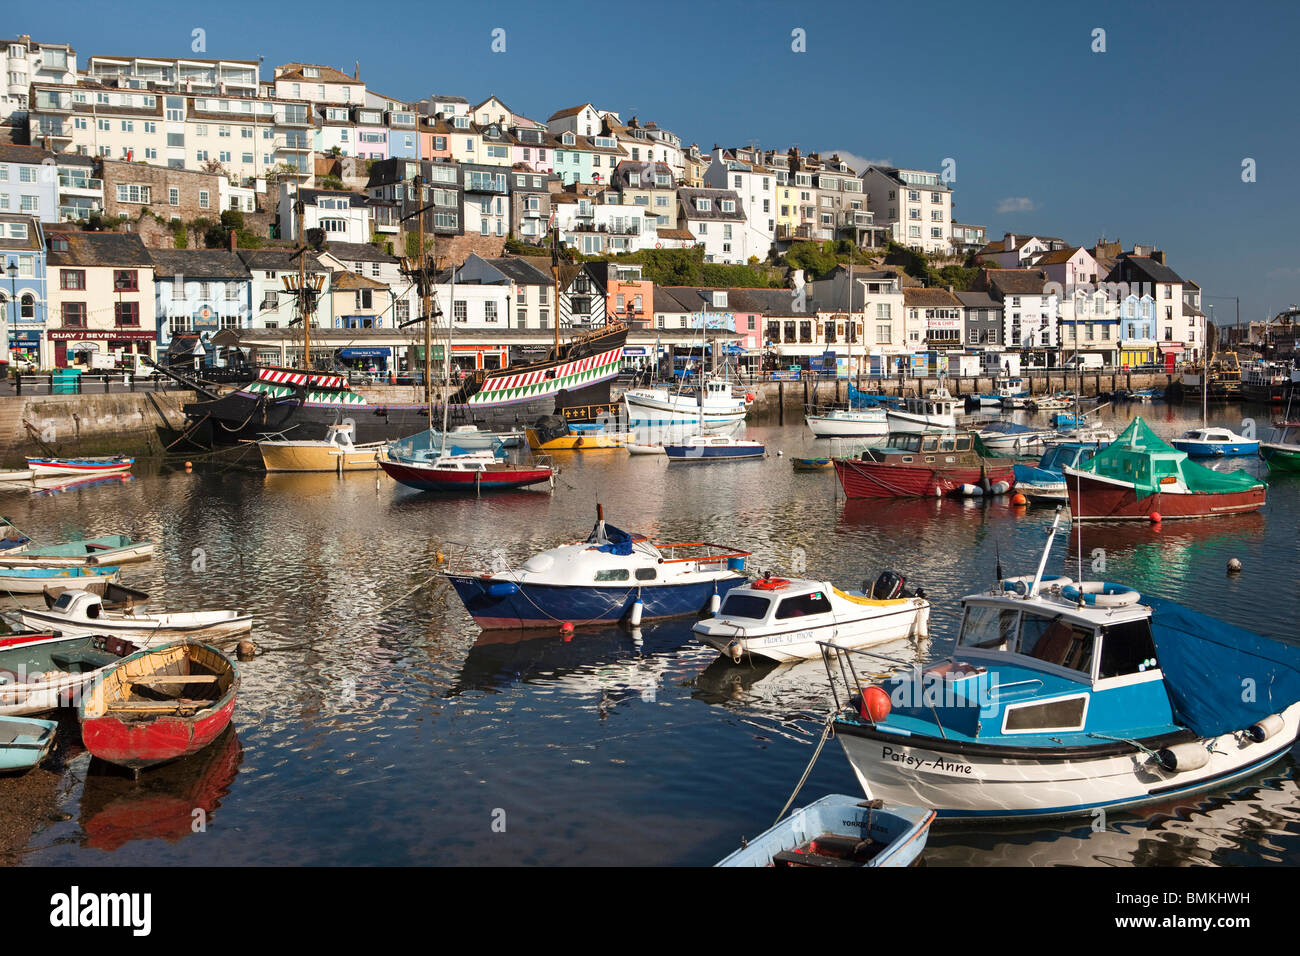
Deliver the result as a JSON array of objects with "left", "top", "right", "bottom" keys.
[{"left": 1063, "top": 353, "right": 1104, "bottom": 370}]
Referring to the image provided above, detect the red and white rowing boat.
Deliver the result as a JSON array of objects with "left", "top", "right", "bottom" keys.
[{"left": 26, "top": 456, "right": 134, "bottom": 478}]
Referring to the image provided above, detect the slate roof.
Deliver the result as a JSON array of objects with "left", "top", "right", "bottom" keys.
[
  {"left": 956, "top": 291, "right": 1000, "bottom": 310},
  {"left": 488, "top": 257, "right": 551, "bottom": 285},
  {"left": 982, "top": 268, "right": 1050, "bottom": 296},
  {"left": 903, "top": 287, "right": 964, "bottom": 308},
  {"left": 276, "top": 63, "right": 360, "bottom": 84},
  {"left": 676, "top": 188, "right": 745, "bottom": 222},
  {"left": 45, "top": 231, "right": 151, "bottom": 267},
  {"left": 0, "top": 144, "right": 57, "bottom": 165},
  {"left": 149, "top": 250, "right": 250, "bottom": 279},
  {"left": 324, "top": 241, "right": 398, "bottom": 264},
  {"left": 1107, "top": 255, "right": 1184, "bottom": 286},
  {"left": 0, "top": 215, "right": 42, "bottom": 252},
  {"left": 237, "top": 248, "right": 327, "bottom": 273}
]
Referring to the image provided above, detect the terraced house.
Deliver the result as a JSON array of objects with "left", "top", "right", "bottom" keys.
[
  {"left": 0, "top": 214, "right": 47, "bottom": 364},
  {"left": 149, "top": 249, "right": 252, "bottom": 356},
  {"left": 43, "top": 230, "right": 155, "bottom": 368}
]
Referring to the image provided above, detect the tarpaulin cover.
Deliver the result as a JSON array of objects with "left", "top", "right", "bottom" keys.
[
  {"left": 1144, "top": 594, "right": 1300, "bottom": 738},
  {"left": 1078, "top": 417, "right": 1263, "bottom": 497},
  {"left": 587, "top": 521, "right": 634, "bottom": 555}
]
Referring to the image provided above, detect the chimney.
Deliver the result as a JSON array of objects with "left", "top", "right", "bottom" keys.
[
  {"left": 1005, "top": 232, "right": 1016, "bottom": 248},
  {"left": 1152, "top": 249, "right": 1166, "bottom": 265},
  {"left": 229, "top": 229, "right": 238, "bottom": 252}
]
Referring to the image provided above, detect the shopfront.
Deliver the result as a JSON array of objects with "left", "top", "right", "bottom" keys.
[
  {"left": 9, "top": 329, "right": 41, "bottom": 366},
  {"left": 1159, "top": 342, "right": 1184, "bottom": 373},
  {"left": 47, "top": 329, "right": 157, "bottom": 368},
  {"left": 337, "top": 346, "right": 392, "bottom": 372}
]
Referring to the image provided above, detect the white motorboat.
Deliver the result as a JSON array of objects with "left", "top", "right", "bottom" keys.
[
  {"left": 623, "top": 376, "right": 752, "bottom": 430},
  {"left": 626, "top": 442, "right": 666, "bottom": 456},
  {"left": 885, "top": 388, "right": 958, "bottom": 434},
  {"left": 805, "top": 407, "right": 889, "bottom": 438},
  {"left": 977, "top": 422, "right": 1054, "bottom": 455},
  {"left": 0, "top": 565, "right": 120, "bottom": 595},
  {"left": 694, "top": 571, "right": 930, "bottom": 663},
  {"left": 12, "top": 589, "right": 252, "bottom": 643}
]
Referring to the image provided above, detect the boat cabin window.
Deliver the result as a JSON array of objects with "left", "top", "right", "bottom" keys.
[
  {"left": 53, "top": 593, "right": 75, "bottom": 610},
  {"left": 1003, "top": 695, "right": 1088, "bottom": 733},
  {"left": 720, "top": 593, "right": 771, "bottom": 620},
  {"left": 958, "top": 604, "right": 1019, "bottom": 650},
  {"left": 938, "top": 436, "right": 956, "bottom": 452},
  {"left": 921, "top": 437, "right": 939, "bottom": 453},
  {"left": 894, "top": 436, "right": 922, "bottom": 453},
  {"left": 1017, "top": 613, "right": 1095, "bottom": 673},
  {"left": 594, "top": 568, "right": 630, "bottom": 582},
  {"left": 774, "top": 591, "right": 832, "bottom": 620},
  {"left": 634, "top": 567, "right": 657, "bottom": 581},
  {"left": 954, "top": 436, "right": 971, "bottom": 452},
  {"left": 1097, "top": 619, "right": 1158, "bottom": 679}
]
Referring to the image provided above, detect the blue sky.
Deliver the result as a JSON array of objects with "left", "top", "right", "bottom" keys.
[{"left": 14, "top": 0, "right": 1299, "bottom": 326}]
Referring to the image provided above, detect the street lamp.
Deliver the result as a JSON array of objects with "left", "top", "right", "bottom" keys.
[{"left": 6, "top": 260, "right": 17, "bottom": 367}]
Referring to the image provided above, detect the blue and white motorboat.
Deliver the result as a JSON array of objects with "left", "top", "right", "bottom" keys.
[
  {"left": 0, "top": 715, "right": 58, "bottom": 773},
  {"left": 973, "top": 377, "right": 1028, "bottom": 408},
  {"left": 976, "top": 421, "right": 1054, "bottom": 455},
  {"left": 663, "top": 435, "right": 766, "bottom": 461},
  {"left": 716, "top": 795, "right": 936, "bottom": 867},
  {"left": 1171, "top": 427, "right": 1260, "bottom": 457},
  {"left": 622, "top": 376, "right": 752, "bottom": 430},
  {"left": 444, "top": 507, "right": 752, "bottom": 630},
  {"left": 822, "top": 509, "right": 1300, "bottom": 820},
  {"left": 1012, "top": 442, "right": 1107, "bottom": 499}
]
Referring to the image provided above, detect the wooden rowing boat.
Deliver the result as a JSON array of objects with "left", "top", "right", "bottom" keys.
[
  {"left": 79, "top": 641, "right": 239, "bottom": 771},
  {"left": 0, "top": 565, "right": 120, "bottom": 595},
  {"left": 0, "top": 534, "right": 155, "bottom": 569}
]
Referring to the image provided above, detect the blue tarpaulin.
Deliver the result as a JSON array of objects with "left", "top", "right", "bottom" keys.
[{"left": 1144, "top": 595, "right": 1300, "bottom": 738}]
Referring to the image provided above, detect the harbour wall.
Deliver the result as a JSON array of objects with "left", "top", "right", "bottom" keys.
[{"left": 0, "top": 391, "right": 196, "bottom": 464}]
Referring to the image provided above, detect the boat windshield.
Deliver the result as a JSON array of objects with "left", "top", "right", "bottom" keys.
[
  {"left": 959, "top": 604, "right": 1020, "bottom": 650},
  {"left": 775, "top": 591, "right": 832, "bottom": 619},
  {"left": 1097, "top": 618, "right": 1158, "bottom": 679},
  {"left": 1018, "top": 613, "right": 1095, "bottom": 673},
  {"left": 719, "top": 593, "right": 771, "bottom": 620}
]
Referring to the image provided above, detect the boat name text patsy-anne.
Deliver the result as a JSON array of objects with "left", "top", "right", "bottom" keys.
[{"left": 881, "top": 745, "right": 974, "bottom": 774}]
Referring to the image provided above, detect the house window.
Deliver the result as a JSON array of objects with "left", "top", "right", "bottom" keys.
[
  {"left": 114, "top": 302, "right": 140, "bottom": 327},
  {"left": 115, "top": 184, "right": 151, "bottom": 204},
  {"left": 62, "top": 302, "right": 87, "bottom": 327},
  {"left": 454, "top": 300, "right": 467, "bottom": 322},
  {"left": 199, "top": 191, "right": 210, "bottom": 209},
  {"left": 60, "top": 269, "right": 85, "bottom": 291},
  {"left": 485, "top": 301, "right": 498, "bottom": 323},
  {"left": 113, "top": 270, "right": 139, "bottom": 292},
  {"left": 169, "top": 187, "right": 180, "bottom": 206}
]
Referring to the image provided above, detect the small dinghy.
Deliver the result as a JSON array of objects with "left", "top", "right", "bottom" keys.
[
  {"left": 15, "top": 589, "right": 251, "bottom": 643},
  {"left": 0, "top": 632, "right": 138, "bottom": 716},
  {"left": 0, "top": 715, "right": 58, "bottom": 773},
  {"left": 79, "top": 641, "right": 239, "bottom": 772},
  {"left": 0, "top": 469, "right": 34, "bottom": 483},
  {"left": 626, "top": 442, "right": 666, "bottom": 456},
  {"left": 0, "top": 534, "right": 155, "bottom": 569},
  {"left": 695, "top": 571, "right": 929, "bottom": 663},
  {"left": 791, "top": 457, "right": 833, "bottom": 471},
  {"left": 0, "top": 565, "right": 120, "bottom": 595},
  {"left": 26, "top": 456, "right": 134, "bottom": 478},
  {"left": 716, "top": 795, "right": 936, "bottom": 867}
]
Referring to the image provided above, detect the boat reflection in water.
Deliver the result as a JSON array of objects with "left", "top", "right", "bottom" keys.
[
  {"left": 78, "top": 725, "right": 242, "bottom": 851},
  {"left": 30, "top": 474, "right": 135, "bottom": 497},
  {"left": 448, "top": 620, "right": 704, "bottom": 714},
  {"left": 924, "top": 765, "right": 1300, "bottom": 867}
]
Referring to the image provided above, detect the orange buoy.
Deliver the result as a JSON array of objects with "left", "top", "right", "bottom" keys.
[
  {"left": 859, "top": 685, "right": 892, "bottom": 722},
  {"left": 1011, "top": 493, "right": 1027, "bottom": 507},
  {"left": 560, "top": 622, "right": 575, "bottom": 642},
  {"left": 184, "top": 460, "right": 193, "bottom": 469},
  {"left": 1149, "top": 511, "right": 1162, "bottom": 524}
]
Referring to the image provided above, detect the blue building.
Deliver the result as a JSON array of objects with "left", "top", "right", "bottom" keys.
[
  {"left": 148, "top": 250, "right": 252, "bottom": 367},
  {"left": 0, "top": 213, "right": 48, "bottom": 366}
]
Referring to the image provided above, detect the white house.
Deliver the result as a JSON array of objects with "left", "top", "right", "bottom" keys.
[
  {"left": 676, "top": 187, "right": 749, "bottom": 264},
  {"left": 278, "top": 185, "right": 373, "bottom": 243},
  {"left": 860, "top": 166, "right": 952, "bottom": 255},
  {"left": 705, "top": 148, "right": 774, "bottom": 262}
]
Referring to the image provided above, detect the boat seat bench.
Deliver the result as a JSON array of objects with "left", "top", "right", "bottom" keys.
[
  {"left": 132, "top": 674, "right": 220, "bottom": 685},
  {"left": 104, "top": 698, "right": 210, "bottom": 713},
  {"left": 49, "top": 649, "right": 119, "bottom": 670},
  {"left": 772, "top": 849, "right": 857, "bottom": 867}
]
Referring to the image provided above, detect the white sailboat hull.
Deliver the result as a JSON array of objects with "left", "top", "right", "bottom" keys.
[
  {"left": 806, "top": 411, "right": 889, "bottom": 438},
  {"left": 885, "top": 408, "right": 956, "bottom": 434}
]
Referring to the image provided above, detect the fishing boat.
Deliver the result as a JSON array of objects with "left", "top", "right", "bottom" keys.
[
  {"left": 1047, "top": 424, "right": 1117, "bottom": 446},
  {"left": 716, "top": 795, "right": 936, "bottom": 867},
  {"left": 0, "top": 534, "right": 155, "bottom": 569},
  {"left": 791, "top": 457, "right": 833, "bottom": 471},
  {"left": 663, "top": 435, "right": 766, "bottom": 461},
  {"left": 0, "top": 565, "right": 120, "bottom": 595},
  {"left": 804, "top": 406, "right": 889, "bottom": 438},
  {"left": 256, "top": 422, "right": 386, "bottom": 472},
  {"left": 885, "top": 387, "right": 959, "bottom": 434},
  {"left": 974, "top": 377, "right": 1028, "bottom": 408},
  {"left": 79, "top": 640, "right": 239, "bottom": 772},
  {"left": 1063, "top": 417, "right": 1266, "bottom": 520},
  {"left": 622, "top": 375, "right": 752, "bottom": 430},
  {"left": 25, "top": 456, "right": 134, "bottom": 478},
  {"left": 525, "top": 416, "right": 629, "bottom": 451},
  {"left": 822, "top": 510, "right": 1300, "bottom": 819},
  {"left": 14, "top": 589, "right": 252, "bottom": 644},
  {"left": 1171, "top": 426, "right": 1260, "bottom": 458},
  {"left": 977, "top": 421, "right": 1053, "bottom": 456},
  {"left": 833, "top": 432, "right": 1015, "bottom": 499},
  {"left": 1259, "top": 420, "right": 1300, "bottom": 473},
  {"left": 444, "top": 506, "right": 751, "bottom": 630},
  {"left": 694, "top": 571, "right": 930, "bottom": 663},
  {"left": 0, "top": 715, "right": 58, "bottom": 773},
  {"left": 0, "top": 632, "right": 138, "bottom": 716},
  {"left": 1130, "top": 386, "right": 1163, "bottom": 402},
  {"left": 1027, "top": 394, "right": 1074, "bottom": 412},
  {"left": 1012, "top": 442, "right": 1106, "bottom": 500}
]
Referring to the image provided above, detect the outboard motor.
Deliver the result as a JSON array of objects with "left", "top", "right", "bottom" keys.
[
  {"left": 532, "top": 414, "right": 570, "bottom": 446},
  {"left": 870, "top": 570, "right": 906, "bottom": 601}
]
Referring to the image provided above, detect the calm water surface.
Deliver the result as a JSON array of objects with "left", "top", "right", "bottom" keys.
[{"left": 2, "top": 401, "right": 1297, "bottom": 866}]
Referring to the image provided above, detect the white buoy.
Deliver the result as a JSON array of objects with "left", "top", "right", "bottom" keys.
[
  {"left": 1227, "top": 557, "right": 1242, "bottom": 574},
  {"left": 990, "top": 481, "right": 1011, "bottom": 495},
  {"left": 629, "top": 596, "right": 644, "bottom": 627},
  {"left": 709, "top": 592, "right": 721, "bottom": 615},
  {"left": 958, "top": 483, "right": 983, "bottom": 497}
]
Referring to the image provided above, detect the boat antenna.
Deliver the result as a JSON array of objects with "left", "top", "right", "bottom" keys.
[
  {"left": 1028, "top": 505, "right": 1064, "bottom": 597},
  {"left": 994, "top": 535, "right": 1004, "bottom": 583}
]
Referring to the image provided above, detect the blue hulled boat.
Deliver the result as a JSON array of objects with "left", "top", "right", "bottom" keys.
[
  {"left": 824, "top": 509, "right": 1300, "bottom": 819},
  {"left": 716, "top": 795, "right": 935, "bottom": 867},
  {"left": 444, "top": 507, "right": 752, "bottom": 629},
  {"left": 1012, "top": 442, "right": 1106, "bottom": 499},
  {"left": 0, "top": 715, "right": 58, "bottom": 773},
  {"left": 663, "top": 435, "right": 766, "bottom": 461},
  {"left": 1171, "top": 427, "right": 1260, "bottom": 457}
]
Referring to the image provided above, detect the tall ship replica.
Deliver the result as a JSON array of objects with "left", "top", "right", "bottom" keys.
[{"left": 167, "top": 213, "right": 626, "bottom": 448}]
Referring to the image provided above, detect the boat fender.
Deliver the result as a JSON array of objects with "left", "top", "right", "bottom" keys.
[
  {"left": 728, "top": 639, "right": 743, "bottom": 664},
  {"left": 488, "top": 581, "right": 520, "bottom": 598},
  {"left": 629, "top": 596, "right": 644, "bottom": 627},
  {"left": 958, "top": 483, "right": 982, "bottom": 497},
  {"left": 859, "top": 685, "right": 891, "bottom": 722},
  {"left": 1246, "top": 714, "right": 1285, "bottom": 744},
  {"left": 709, "top": 592, "right": 720, "bottom": 614},
  {"left": 1061, "top": 582, "right": 1141, "bottom": 607},
  {"left": 1156, "top": 741, "right": 1210, "bottom": 773},
  {"left": 990, "top": 481, "right": 1011, "bottom": 495},
  {"left": 911, "top": 602, "right": 930, "bottom": 640}
]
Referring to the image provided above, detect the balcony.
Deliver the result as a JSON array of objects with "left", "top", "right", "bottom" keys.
[
  {"left": 276, "top": 106, "right": 312, "bottom": 127},
  {"left": 776, "top": 223, "right": 815, "bottom": 241},
  {"left": 59, "top": 174, "right": 102, "bottom": 194},
  {"left": 839, "top": 210, "right": 875, "bottom": 228},
  {"left": 59, "top": 205, "right": 93, "bottom": 221}
]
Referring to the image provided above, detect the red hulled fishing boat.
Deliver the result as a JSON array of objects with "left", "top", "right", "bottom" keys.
[{"left": 833, "top": 432, "right": 1015, "bottom": 499}]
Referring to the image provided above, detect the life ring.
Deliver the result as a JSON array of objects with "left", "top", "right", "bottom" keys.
[
  {"left": 655, "top": 242, "right": 663, "bottom": 249},
  {"left": 1061, "top": 581, "right": 1141, "bottom": 607},
  {"left": 1001, "top": 575, "right": 1072, "bottom": 595},
  {"left": 752, "top": 577, "right": 790, "bottom": 591}
]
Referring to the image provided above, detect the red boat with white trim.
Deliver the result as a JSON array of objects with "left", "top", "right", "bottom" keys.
[
  {"left": 833, "top": 432, "right": 1015, "bottom": 499},
  {"left": 78, "top": 641, "right": 238, "bottom": 771},
  {"left": 26, "top": 456, "right": 134, "bottom": 478}
]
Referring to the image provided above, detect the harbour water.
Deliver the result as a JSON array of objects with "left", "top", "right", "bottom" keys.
[{"left": 1, "top": 400, "right": 1297, "bottom": 866}]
